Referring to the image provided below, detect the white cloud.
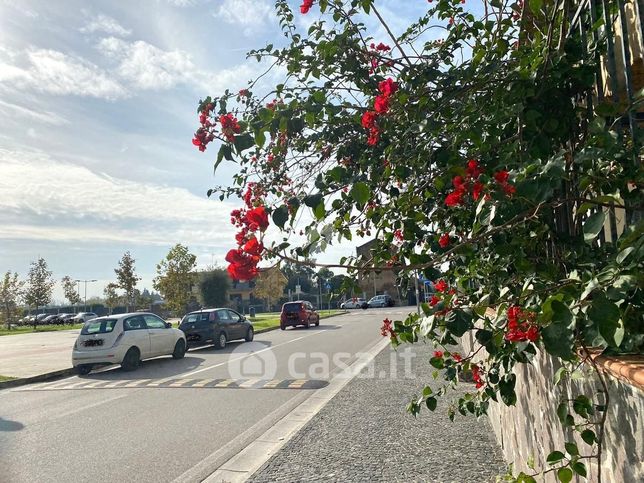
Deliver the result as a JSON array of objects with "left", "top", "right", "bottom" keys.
[
  {"left": 97, "top": 36, "right": 260, "bottom": 93},
  {"left": 0, "top": 48, "right": 127, "bottom": 100},
  {"left": 0, "top": 99, "right": 70, "bottom": 126},
  {"left": 0, "top": 147, "right": 238, "bottom": 248},
  {"left": 213, "top": 0, "right": 273, "bottom": 34},
  {"left": 80, "top": 14, "right": 132, "bottom": 37}
]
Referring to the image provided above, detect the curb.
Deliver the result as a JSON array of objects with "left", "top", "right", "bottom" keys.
[
  {"left": 0, "top": 312, "right": 349, "bottom": 391},
  {"left": 0, "top": 368, "right": 76, "bottom": 391}
]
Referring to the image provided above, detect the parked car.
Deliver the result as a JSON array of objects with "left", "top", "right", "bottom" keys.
[
  {"left": 179, "top": 308, "right": 254, "bottom": 349},
  {"left": 57, "top": 313, "right": 75, "bottom": 324},
  {"left": 340, "top": 298, "right": 368, "bottom": 310},
  {"left": 72, "top": 312, "right": 98, "bottom": 324},
  {"left": 72, "top": 312, "right": 186, "bottom": 375},
  {"left": 367, "top": 294, "right": 395, "bottom": 308},
  {"left": 42, "top": 314, "right": 59, "bottom": 325},
  {"left": 280, "top": 301, "right": 320, "bottom": 330}
]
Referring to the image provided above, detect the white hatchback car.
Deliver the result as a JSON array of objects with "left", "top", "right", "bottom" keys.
[
  {"left": 340, "top": 298, "right": 367, "bottom": 309},
  {"left": 72, "top": 313, "right": 186, "bottom": 375}
]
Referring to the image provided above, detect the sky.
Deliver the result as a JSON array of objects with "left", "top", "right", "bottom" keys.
[{"left": 0, "top": 0, "right": 442, "bottom": 304}]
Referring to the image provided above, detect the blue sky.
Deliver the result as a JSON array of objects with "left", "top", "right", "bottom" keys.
[{"left": 0, "top": 0, "right": 441, "bottom": 303}]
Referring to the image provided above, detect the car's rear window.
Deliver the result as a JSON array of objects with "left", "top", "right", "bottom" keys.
[
  {"left": 283, "top": 303, "right": 303, "bottom": 313},
  {"left": 81, "top": 319, "right": 117, "bottom": 335},
  {"left": 181, "top": 313, "right": 211, "bottom": 324}
]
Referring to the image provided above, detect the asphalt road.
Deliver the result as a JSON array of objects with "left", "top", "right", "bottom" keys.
[{"left": 0, "top": 308, "right": 409, "bottom": 483}]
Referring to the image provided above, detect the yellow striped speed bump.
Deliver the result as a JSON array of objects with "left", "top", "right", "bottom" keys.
[{"left": 15, "top": 378, "right": 329, "bottom": 391}]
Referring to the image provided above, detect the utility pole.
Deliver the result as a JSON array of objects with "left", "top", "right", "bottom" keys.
[{"left": 75, "top": 279, "right": 97, "bottom": 312}]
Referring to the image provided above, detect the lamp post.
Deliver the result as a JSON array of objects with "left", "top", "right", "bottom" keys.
[{"left": 75, "top": 279, "right": 97, "bottom": 312}]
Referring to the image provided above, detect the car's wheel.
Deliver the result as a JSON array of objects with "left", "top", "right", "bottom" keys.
[
  {"left": 172, "top": 339, "right": 186, "bottom": 359},
  {"left": 245, "top": 327, "right": 254, "bottom": 342},
  {"left": 280, "top": 323, "right": 286, "bottom": 330},
  {"left": 215, "top": 332, "right": 227, "bottom": 350},
  {"left": 77, "top": 364, "right": 92, "bottom": 375},
  {"left": 304, "top": 318, "right": 310, "bottom": 329},
  {"left": 121, "top": 347, "right": 140, "bottom": 371},
  {"left": 315, "top": 317, "right": 320, "bottom": 327}
]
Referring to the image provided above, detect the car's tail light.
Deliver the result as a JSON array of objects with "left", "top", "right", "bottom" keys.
[{"left": 111, "top": 332, "right": 124, "bottom": 348}]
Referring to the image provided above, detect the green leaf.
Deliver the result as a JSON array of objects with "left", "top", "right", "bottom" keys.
[
  {"left": 215, "top": 144, "right": 233, "bottom": 171},
  {"left": 444, "top": 309, "right": 473, "bottom": 337},
  {"left": 426, "top": 396, "right": 437, "bottom": 411},
  {"left": 547, "top": 451, "right": 565, "bottom": 464},
  {"left": 556, "top": 402, "right": 568, "bottom": 424},
  {"left": 529, "top": 0, "right": 543, "bottom": 11},
  {"left": 580, "top": 429, "right": 596, "bottom": 445},
  {"left": 516, "top": 473, "right": 537, "bottom": 483},
  {"left": 498, "top": 374, "right": 517, "bottom": 406},
  {"left": 350, "top": 182, "right": 370, "bottom": 206},
  {"left": 272, "top": 205, "right": 289, "bottom": 229},
  {"left": 254, "top": 129, "right": 266, "bottom": 148},
  {"left": 542, "top": 301, "right": 575, "bottom": 359},
  {"left": 572, "top": 461, "right": 587, "bottom": 477},
  {"left": 313, "top": 202, "right": 326, "bottom": 220},
  {"left": 557, "top": 467, "right": 573, "bottom": 483},
  {"left": 587, "top": 292, "right": 621, "bottom": 347},
  {"left": 616, "top": 246, "right": 635, "bottom": 264},
  {"left": 564, "top": 442, "right": 579, "bottom": 456},
  {"left": 583, "top": 211, "right": 606, "bottom": 243},
  {"left": 233, "top": 133, "right": 254, "bottom": 153},
  {"left": 303, "top": 193, "right": 323, "bottom": 208},
  {"left": 553, "top": 367, "right": 567, "bottom": 385}
]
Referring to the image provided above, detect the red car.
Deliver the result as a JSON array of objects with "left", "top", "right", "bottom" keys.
[{"left": 280, "top": 301, "right": 320, "bottom": 330}]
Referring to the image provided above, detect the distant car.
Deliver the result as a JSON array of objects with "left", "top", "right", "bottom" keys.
[
  {"left": 179, "top": 308, "right": 254, "bottom": 349},
  {"left": 72, "top": 312, "right": 98, "bottom": 324},
  {"left": 340, "top": 298, "right": 368, "bottom": 310},
  {"left": 57, "top": 313, "right": 75, "bottom": 324},
  {"left": 367, "top": 295, "right": 395, "bottom": 308},
  {"left": 72, "top": 312, "right": 186, "bottom": 375},
  {"left": 280, "top": 301, "right": 320, "bottom": 330},
  {"left": 42, "top": 315, "right": 59, "bottom": 325}
]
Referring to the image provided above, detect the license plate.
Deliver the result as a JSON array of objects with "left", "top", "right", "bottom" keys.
[{"left": 84, "top": 339, "right": 103, "bottom": 347}]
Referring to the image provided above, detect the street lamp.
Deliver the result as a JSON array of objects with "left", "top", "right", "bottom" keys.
[{"left": 75, "top": 279, "right": 97, "bottom": 312}]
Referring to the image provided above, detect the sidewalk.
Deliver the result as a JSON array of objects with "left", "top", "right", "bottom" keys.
[
  {"left": 0, "top": 329, "right": 79, "bottom": 379},
  {"left": 248, "top": 342, "right": 507, "bottom": 482}
]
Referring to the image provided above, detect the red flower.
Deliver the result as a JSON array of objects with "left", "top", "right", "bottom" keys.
[
  {"left": 438, "top": 233, "right": 450, "bottom": 248},
  {"left": 472, "top": 181, "right": 484, "bottom": 201},
  {"left": 502, "top": 183, "right": 516, "bottom": 196},
  {"left": 452, "top": 176, "right": 465, "bottom": 189},
  {"left": 394, "top": 229, "right": 404, "bottom": 241},
  {"left": 225, "top": 248, "right": 259, "bottom": 281},
  {"left": 378, "top": 78, "right": 398, "bottom": 97},
  {"left": 381, "top": 318, "right": 395, "bottom": 337},
  {"left": 375, "top": 42, "right": 391, "bottom": 51},
  {"left": 452, "top": 353, "right": 462, "bottom": 363},
  {"left": 433, "top": 350, "right": 444, "bottom": 358},
  {"left": 367, "top": 127, "right": 380, "bottom": 145},
  {"left": 245, "top": 206, "right": 269, "bottom": 232},
  {"left": 238, "top": 89, "right": 249, "bottom": 97},
  {"left": 243, "top": 237, "right": 264, "bottom": 257},
  {"left": 361, "top": 110, "right": 378, "bottom": 129},
  {"left": 300, "top": 0, "right": 314, "bottom": 14},
  {"left": 374, "top": 94, "right": 389, "bottom": 113},
  {"left": 430, "top": 295, "right": 440, "bottom": 306},
  {"left": 434, "top": 280, "right": 448, "bottom": 292},
  {"left": 219, "top": 113, "right": 241, "bottom": 142},
  {"left": 471, "top": 364, "right": 484, "bottom": 389},
  {"left": 445, "top": 188, "right": 466, "bottom": 207},
  {"left": 466, "top": 159, "right": 483, "bottom": 178},
  {"left": 494, "top": 170, "right": 509, "bottom": 183}
]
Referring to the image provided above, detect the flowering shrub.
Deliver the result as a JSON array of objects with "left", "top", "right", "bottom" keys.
[{"left": 193, "top": 1, "right": 643, "bottom": 480}]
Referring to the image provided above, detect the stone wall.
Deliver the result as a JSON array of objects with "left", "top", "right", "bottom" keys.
[{"left": 461, "top": 332, "right": 643, "bottom": 482}]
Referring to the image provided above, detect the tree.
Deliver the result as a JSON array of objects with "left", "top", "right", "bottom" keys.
[
  {"left": 253, "top": 267, "right": 287, "bottom": 311},
  {"left": 199, "top": 269, "right": 230, "bottom": 308},
  {"left": 24, "top": 257, "right": 55, "bottom": 328},
  {"left": 103, "top": 282, "right": 121, "bottom": 314},
  {"left": 0, "top": 271, "right": 24, "bottom": 330},
  {"left": 61, "top": 275, "right": 81, "bottom": 310},
  {"left": 153, "top": 244, "right": 197, "bottom": 315},
  {"left": 191, "top": 0, "right": 642, "bottom": 478},
  {"left": 114, "top": 251, "right": 141, "bottom": 311}
]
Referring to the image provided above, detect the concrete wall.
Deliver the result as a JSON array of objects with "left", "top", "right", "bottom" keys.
[{"left": 461, "top": 333, "right": 643, "bottom": 482}]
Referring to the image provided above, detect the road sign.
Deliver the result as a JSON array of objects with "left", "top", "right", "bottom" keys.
[{"left": 325, "top": 283, "right": 331, "bottom": 290}]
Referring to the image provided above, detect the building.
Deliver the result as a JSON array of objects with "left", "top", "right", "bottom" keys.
[{"left": 355, "top": 239, "right": 402, "bottom": 303}]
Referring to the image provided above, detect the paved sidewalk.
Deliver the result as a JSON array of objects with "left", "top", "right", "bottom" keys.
[
  {"left": 249, "top": 342, "right": 506, "bottom": 482},
  {"left": 0, "top": 329, "right": 79, "bottom": 378}
]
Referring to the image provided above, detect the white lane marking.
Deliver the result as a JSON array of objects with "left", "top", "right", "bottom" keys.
[
  {"left": 49, "top": 393, "right": 129, "bottom": 422},
  {"left": 181, "top": 324, "right": 347, "bottom": 379}
]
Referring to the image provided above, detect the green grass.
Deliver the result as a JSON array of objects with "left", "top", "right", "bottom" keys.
[
  {"left": 0, "top": 323, "right": 84, "bottom": 336},
  {"left": 250, "top": 310, "right": 345, "bottom": 331},
  {"left": 0, "top": 375, "right": 17, "bottom": 382}
]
